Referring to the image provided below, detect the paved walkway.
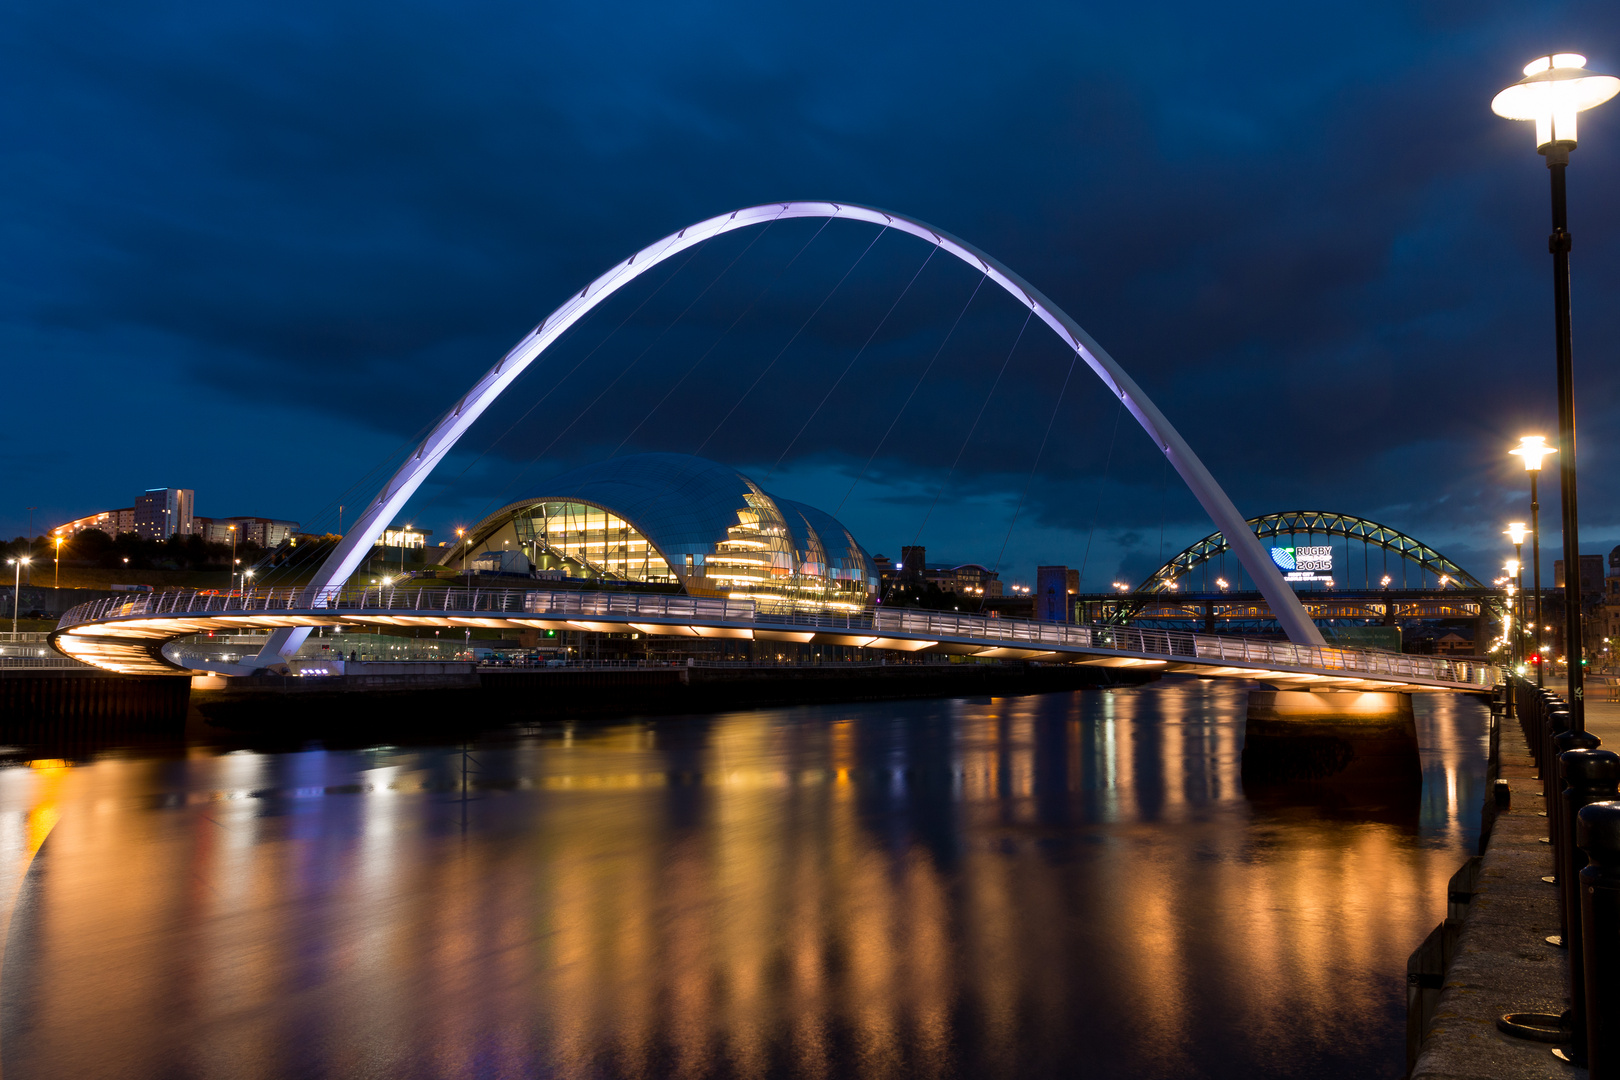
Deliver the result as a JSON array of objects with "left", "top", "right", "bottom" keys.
[{"left": 1411, "top": 708, "right": 1576, "bottom": 1079}]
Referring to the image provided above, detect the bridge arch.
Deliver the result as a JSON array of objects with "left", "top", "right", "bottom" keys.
[
  {"left": 1138, "top": 511, "right": 1483, "bottom": 594},
  {"left": 252, "top": 202, "right": 1325, "bottom": 667}
]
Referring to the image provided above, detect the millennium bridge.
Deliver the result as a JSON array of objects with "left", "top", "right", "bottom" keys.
[
  {"left": 47, "top": 201, "right": 1504, "bottom": 697},
  {"left": 51, "top": 585, "right": 1500, "bottom": 693}
]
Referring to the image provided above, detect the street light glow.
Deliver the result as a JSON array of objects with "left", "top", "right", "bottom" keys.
[
  {"left": 1491, "top": 54, "right": 1619, "bottom": 149},
  {"left": 1509, "top": 435, "right": 1556, "bottom": 472},
  {"left": 1504, "top": 521, "right": 1530, "bottom": 546}
]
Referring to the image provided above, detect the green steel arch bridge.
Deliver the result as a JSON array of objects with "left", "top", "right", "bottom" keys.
[{"left": 1137, "top": 511, "right": 1484, "bottom": 595}]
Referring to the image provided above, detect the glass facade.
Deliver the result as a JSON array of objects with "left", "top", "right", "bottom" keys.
[
  {"left": 511, "top": 501, "right": 672, "bottom": 582},
  {"left": 456, "top": 454, "right": 877, "bottom": 613}
]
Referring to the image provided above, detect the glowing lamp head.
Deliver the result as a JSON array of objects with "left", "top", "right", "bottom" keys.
[
  {"left": 1505, "top": 521, "right": 1530, "bottom": 546},
  {"left": 1505, "top": 558, "right": 1521, "bottom": 577},
  {"left": 1510, "top": 435, "right": 1556, "bottom": 471},
  {"left": 1491, "top": 54, "right": 1619, "bottom": 151}
]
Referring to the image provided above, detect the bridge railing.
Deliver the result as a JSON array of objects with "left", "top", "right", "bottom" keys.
[{"left": 54, "top": 586, "right": 1499, "bottom": 689}]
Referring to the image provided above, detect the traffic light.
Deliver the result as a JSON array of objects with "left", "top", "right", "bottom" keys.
[
  {"left": 1530, "top": 653, "right": 1541, "bottom": 665},
  {"left": 545, "top": 629, "right": 557, "bottom": 638}
]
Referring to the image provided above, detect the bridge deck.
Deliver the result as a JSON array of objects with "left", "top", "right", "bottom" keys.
[{"left": 50, "top": 587, "right": 1501, "bottom": 691}]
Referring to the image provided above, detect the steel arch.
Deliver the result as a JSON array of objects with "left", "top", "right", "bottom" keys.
[
  {"left": 240, "top": 202, "right": 1325, "bottom": 671},
  {"left": 1137, "top": 511, "right": 1483, "bottom": 593}
]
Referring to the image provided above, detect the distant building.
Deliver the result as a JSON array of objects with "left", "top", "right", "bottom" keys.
[
  {"left": 1434, "top": 631, "right": 1474, "bottom": 656},
  {"left": 923, "top": 562, "right": 1002, "bottom": 597},
  {"left": 56, "top": 490, "right": 293, "bottom": 548},
  {"left": 1035, "top": 565, "right": 1079, "bottom": 623},
  {"left": 134, "top": 488, "right": 194, "bottom": 540},
  {"left": 1555, "top": 554, "right": 1605, "bottom": 599},
  {"left": 55, "top": 507, "right": 135, "bottom": 538},
  {"left": 377, "top": 526, "right": 432, "bottom": 549},
  {"left": 1604, "top": 546, "right": 1620, "bottom": 664},
  {"left": 1555, "top": 553, "right": 1609, "bottom": 664},
  {"left": 221, "top": 518, "right": 299, "bottom": 548}
]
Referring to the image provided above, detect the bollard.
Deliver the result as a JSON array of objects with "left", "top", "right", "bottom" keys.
[
  {"left": 1551, "top": 731, "right": 1605, "bottom": 923},
  {"left": 1578, "top": 801, "right": 1620, "bottom": 1079},
  {"left": 1545, "top": 709, "right": 1571, "bottom": 799},
  {"left": 1554, "top": 751, "right": 1619, "bottom": 1064}
]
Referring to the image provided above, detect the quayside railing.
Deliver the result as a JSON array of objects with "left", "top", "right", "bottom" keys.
[{"left": 56, "top": 586, "right": 1501, "bottom": 689}]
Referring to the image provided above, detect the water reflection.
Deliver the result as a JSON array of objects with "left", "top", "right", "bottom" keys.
[{"left": 0, "top": 680, "right": 1484, "bottom": 1080}]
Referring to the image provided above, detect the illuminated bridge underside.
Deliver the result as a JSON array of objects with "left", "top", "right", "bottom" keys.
[
  {"left": 1141, "top": 511, "right": 1483, "bottom": 594},
  {"left": 52, "top": 588, "right": 1500, "bottom": 693}
]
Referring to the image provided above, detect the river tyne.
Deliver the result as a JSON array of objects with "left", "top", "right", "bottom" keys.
[{"left": 0, "top": 679, "right": 1485, "bottom": 1079}]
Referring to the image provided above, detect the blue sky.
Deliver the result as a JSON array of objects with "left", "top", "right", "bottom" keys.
[{"left": 4, "top": 0, "right": 1619, "bottom": 588}]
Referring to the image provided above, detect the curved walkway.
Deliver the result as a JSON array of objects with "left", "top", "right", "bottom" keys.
[{"left": 52, "top": 587, "right": 1500, "bottom": 692}]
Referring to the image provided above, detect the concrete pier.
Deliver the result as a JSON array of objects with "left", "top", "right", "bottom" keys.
[{"left": 1241, "top": 689, "right": 1422, "bottom": 788}]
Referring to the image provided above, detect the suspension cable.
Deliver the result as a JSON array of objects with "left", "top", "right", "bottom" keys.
[
  {"left": 977, "top": 346, "right": 1082, "bottom": 611},
  {"left": 833, "top": 272, "right": 988, "bottom": 517},
  {"left": 1076, "top": 398, "right": 1125, "bottom": 592},
  {"left": 610, "top": 209, "right": 827, "bottom": 459},
  {"left": 694, "top": 221, "right": 888, "bottom": 457},
  {"left": 762, "top": 243, "right": 938, "bottom": 484},
  {"left": 884, "top": 307, "right": 1033, "bottom": 604}
]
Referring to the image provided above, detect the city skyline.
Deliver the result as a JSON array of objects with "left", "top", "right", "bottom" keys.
[{"left": 4, "top": 1, "right": 1619, "bottom": 589}]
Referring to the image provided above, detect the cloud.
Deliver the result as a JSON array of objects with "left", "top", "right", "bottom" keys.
[{"left": 5, "top": 0, "right": 1620, "bottom": 583}]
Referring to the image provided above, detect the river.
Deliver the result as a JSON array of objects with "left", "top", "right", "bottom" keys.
[{"left": 0, "top": 679, "right": 1486, "bottom": 1079}]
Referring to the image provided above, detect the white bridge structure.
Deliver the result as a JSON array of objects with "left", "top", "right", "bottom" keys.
[
  {"left": 50, "top": 586, "right": 1501, "bottom": 692},
  {"left": 49, "top": 201, "right": 1501, "bottom": 691}
]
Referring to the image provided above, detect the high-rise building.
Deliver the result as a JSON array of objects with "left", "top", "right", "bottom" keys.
[{"left": 133, "top": 488, "right": 193, "bottom": 540}]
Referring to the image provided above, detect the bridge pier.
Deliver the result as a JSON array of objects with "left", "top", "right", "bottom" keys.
[{"left": 1241, "top": 689, "right": 1421, "bottom": 790}]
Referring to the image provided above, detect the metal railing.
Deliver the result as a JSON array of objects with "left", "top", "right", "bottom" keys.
[
  {"left": 0, "top": 656, "right": 95, "bottom": 670},
  {"left": 55, "top": 586, "right": 1501, "bottom": 689}
]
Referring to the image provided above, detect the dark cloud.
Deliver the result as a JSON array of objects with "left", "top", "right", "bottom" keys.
[{"left": 5, "top": 0, "right": 1620, "bottom": 586}]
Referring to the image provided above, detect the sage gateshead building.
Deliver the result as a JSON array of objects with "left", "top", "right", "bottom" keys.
[{"left": 446, "top": 453, "right": 878, "bottom": 613}]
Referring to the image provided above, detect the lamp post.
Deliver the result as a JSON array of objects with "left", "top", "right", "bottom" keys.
[
  {"left": 456, "top": 527, "right": 467, "bottom": 590},
  {"left": 7, "top": 556, "right": 29, "bottom": 635},
  {"left": 53, "top": 533, "right": 62, "bottom": 590},
  {"left": 1506, "top": 524, "right": 1529, "bottom": 682},
  {"left": 1493, "top": 55, "right": 1619, "bottom": 728},
  {"left": 1505, "top": 558, "right": 1522, "bottom": 674},
  {"left": 1511, "top": 436, "right": 1555, "bottom": 686}
]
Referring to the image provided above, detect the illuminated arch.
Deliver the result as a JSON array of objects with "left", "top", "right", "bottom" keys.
[
  {"left": 1137, "top": 511, "right": 1484, "bottom": 593},
  {"left": 244, "top": 202, "right": 1325, "bottom": 669}
]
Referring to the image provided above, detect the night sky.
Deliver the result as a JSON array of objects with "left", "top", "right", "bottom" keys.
[{"left": 6, "top": 1, "right": 1620, "bottom": 590}]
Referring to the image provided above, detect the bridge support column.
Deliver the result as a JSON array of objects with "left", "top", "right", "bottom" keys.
[{"left": 1241, "top": 690, "right": 1421, "bottom": 789}]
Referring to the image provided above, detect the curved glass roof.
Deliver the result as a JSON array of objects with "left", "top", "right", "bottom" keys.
[{"left": 457, "top": 453, "right": 877, "bottom": 605}]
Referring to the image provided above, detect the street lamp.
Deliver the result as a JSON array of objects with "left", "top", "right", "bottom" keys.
[
  {"left": 6, "top": 556, "right": 30, "bottom": 635},
  {"left": 457, "top": 526, "right": 468, "bottom": 589},
  {"left": 1505, "top": 524, "right": 1528, "bottom": 685},
  {"left": 53, "top": 533, "right": 63, "bottom": 590},
  {"left": 1510, "top": 436, "right": 1555, "bottom": 686},
  {"left": 1504, "top": 560, "right": 1522, "bottom": 686},
  {"left": 1493, "top": 55, "right": 1619, "bottom": 728}
]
